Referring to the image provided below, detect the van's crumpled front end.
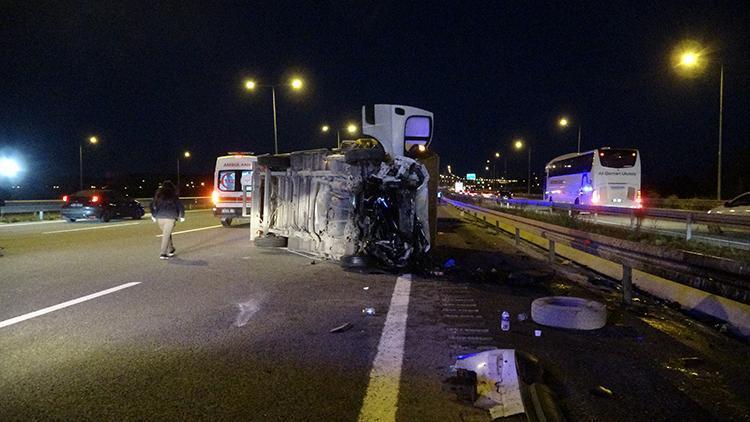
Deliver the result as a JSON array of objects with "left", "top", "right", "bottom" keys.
[
  {"left": 356, "top": 156, "right": 430, "bottom": 269},
  {"left": 250, "top": 148, "right": 431, "bottom": 270}
]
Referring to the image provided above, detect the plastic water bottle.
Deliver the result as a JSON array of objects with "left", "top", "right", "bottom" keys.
[{"left": 501, "top": 311, "right": 510, "bottom": 331}]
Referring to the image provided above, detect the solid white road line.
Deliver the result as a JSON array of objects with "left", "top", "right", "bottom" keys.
[
  {"left": 358, "top": 274, "right": 412, "bottom": 422},
  {"left": 43, "top": 222, "right": 141, "bottom": 234},
  {"left": 0, "top": 282, "right": 141, "bottom": 329},
  {"left": 0, "top": 220, "right": 66, "bottom": 228},
  {"left": 156, "top": 225, "right": 222, "bottom": 237}
]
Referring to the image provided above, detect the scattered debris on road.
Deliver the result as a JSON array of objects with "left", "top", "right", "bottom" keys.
[
  {"left": 590, "top": 385, "right": 615, "bottom": 398},
  {"left": 449, "top": 349, "right": 565, "bottom": 421},
  {"left": 362, "top": 307, "right": 376, "bottom": 316},
  {"left": 453, "top": 349, "right": 525, "bottom": 418},
  {"left": 329, "top": 322, "right": 353, "bottom": 333}
]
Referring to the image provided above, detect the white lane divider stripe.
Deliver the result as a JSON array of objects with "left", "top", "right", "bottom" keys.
[
  {"left": 0, "top": 220, "right": 66, "bottom": 229},
  {"left": 43, "top": 222, "right": 141, "bottom": 234},
  {"left": 156, "top": 225, "right": 222, "bottom": 237},
  {"left": 358, "top": 274, "right": 412, "bottom": 422},
  {"left": 0, "top": 282, "right": 141, "bottom": 329}
]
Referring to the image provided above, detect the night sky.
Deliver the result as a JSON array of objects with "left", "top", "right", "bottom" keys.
[{"left": 1, "top": 1, "right": 748, "bottom": 198}]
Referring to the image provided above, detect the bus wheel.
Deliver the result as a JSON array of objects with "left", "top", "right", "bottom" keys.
[{"left": 221, "top": 217, "right": 233, "bottom": 227}]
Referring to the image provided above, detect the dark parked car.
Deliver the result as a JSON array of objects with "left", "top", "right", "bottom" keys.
[{"left": 61, "top": 189, "right": 144, "bottom": 222}]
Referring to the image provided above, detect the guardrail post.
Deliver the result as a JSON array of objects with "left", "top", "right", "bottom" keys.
[
  {"left": 622, "top": 265, "right": 633, "bottom": 304},
  {"left": 38, "top": 211, "right": 44, "bottom": 220},
  {"left": 548, "top": 240, "right": 556, "bottom": 263},
  {"left": 685, "top": 214, "right": 693, "bottom": 241},
  {"left": 495, "top": 220, "right": 499, "bottom": 228},
  {"left": 514, "top": 227, "right": 520, "bottom": 245},
  {"left": 629, "top": 210, "right": 635, "bottom": 229}
]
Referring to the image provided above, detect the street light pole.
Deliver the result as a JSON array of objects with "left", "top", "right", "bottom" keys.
[
  {"left": 79, "top": 143, "right": 83, "bottom": 191},
  {"left": 244, "top": 78, "right": 303, "bottom": 155},
  {"left": 673, "top": 45, "right": 725, "bottom": 200},
  {"left": 79, "top": 136, "right": 98, "bottom": 190},
  {"left": 272, "top": 86, "right": 279, "bottom": 155},
  {"left": 176, "top": 158, "right": 180, "bottom": 190},
  {"left": 577, "top": 125, "right": 582, "bottom": 154},
  {"left": 527, "top": 146, "right": 531, "bottom": 195},
  {"left": 717, "top": 64, "right": 724, "bottom": 200}
]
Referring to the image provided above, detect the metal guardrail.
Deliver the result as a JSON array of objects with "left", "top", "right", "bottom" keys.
[
  {"left": 0, "top": 197, "right": 212, "bottom": 220},
  {"left": 445, "top": 197, "right": 750, "bottom": 306},
  {"left": 462, "top": 195, "right": 750, "bottom": 241}
]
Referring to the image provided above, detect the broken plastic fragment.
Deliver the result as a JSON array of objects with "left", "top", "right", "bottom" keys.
[
  {"left": 330, "top": 322, "right": 353, "bottom": 333},
  {"left": 453, "top": 349, "right": 525, "bottom": 418},
  {"left": 590, "top": 385, "right": 614, "bottom": 398}
]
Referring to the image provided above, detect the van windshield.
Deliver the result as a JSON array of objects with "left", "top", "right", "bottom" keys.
[{"left": 218, "top": 170, "right": 252, "bottom": 192}]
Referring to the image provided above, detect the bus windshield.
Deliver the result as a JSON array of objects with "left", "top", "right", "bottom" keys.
[{"left": 599, "top": 149, "right": 637, "bottom": 168}]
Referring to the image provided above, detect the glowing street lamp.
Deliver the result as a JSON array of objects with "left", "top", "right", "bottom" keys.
[
  {"left": 80, "top": 135, "right": 100, "bottom": 190},
  {"left": 243, "top": 76, "right": 305, "bottom": 154},
  {"left": 321, "top": 125, "right": 330, "bottom": 133},
  {"left": 513, "top": 139, "right": 532, "bottom": 195},
  {"left": 672, "top": 41, "right": 724, "bottom": 200}
]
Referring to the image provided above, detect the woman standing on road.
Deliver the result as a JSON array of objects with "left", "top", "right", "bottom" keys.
[{"left": 151, "top": 180, "right": 185, "bottom": 260}]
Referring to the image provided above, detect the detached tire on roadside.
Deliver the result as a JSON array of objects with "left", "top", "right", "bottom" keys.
[
  {"left": 531, "top": 296, "right": 607, "bottom": 330},
  {"left": 254, "top": 234, "right": 288, "bottom": 248}
]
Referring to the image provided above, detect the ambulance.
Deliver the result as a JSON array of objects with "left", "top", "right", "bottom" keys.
[{"left": 212, "top": 152, "right": 256, "bottom": 226}]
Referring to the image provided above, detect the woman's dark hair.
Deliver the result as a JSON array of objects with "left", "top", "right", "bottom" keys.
[{"left": 156, "top": 180, "right": 178, "bottom": 200}]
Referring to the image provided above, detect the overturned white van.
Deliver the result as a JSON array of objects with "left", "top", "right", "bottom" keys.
[{"left": 249, "top": 104, "right": 438, "bottom": 270}]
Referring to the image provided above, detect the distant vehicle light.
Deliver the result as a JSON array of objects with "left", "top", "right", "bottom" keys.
[
  {"left": 418, "top": 145, "right": 426, "bottom": 152},
  {"left": 62, "top": 195, "right": 69, "bottom": 202},
  {"left": 212, "top": 190, "right": 220, "bottom": 205},
  {"left": 91, "top": 195, "right": 99, "bottom": 203}
]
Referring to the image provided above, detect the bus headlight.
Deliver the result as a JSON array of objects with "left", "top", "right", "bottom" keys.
[{"left": 592, "top": 189, "right": 600, "bottom": 204}]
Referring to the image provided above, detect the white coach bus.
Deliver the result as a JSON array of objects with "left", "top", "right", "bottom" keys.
[{"left": 544, "top": 147, "right": 642, "bottom": 208}]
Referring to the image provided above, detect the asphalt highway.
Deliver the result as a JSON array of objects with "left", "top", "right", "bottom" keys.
[
  {"left": 1, "top": 209, "right": 749, "bottom": 421},
  {"left": 0, "top": 211, "right": 490, "bottom": 421}
]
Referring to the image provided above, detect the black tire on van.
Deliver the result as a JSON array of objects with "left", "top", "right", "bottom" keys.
[
  {"left": 254, "top": 234, "right": 287, "bottom": 247},
  {"left": 221, "top": 217, "right": 233, "bottom": 227},
  {"left": 257, "top": 154, "right": 291, "bottom": 170}
]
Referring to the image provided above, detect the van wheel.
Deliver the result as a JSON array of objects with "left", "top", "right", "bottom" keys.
[
  {"left": 221, "top": 218, "right": 233, "bottom": 227},
  {"left": 101, "top": 210, "right": 112, "bottom": 222},
  {"left": 254, "top": 234, "right": 287, "bottom": 247}
]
